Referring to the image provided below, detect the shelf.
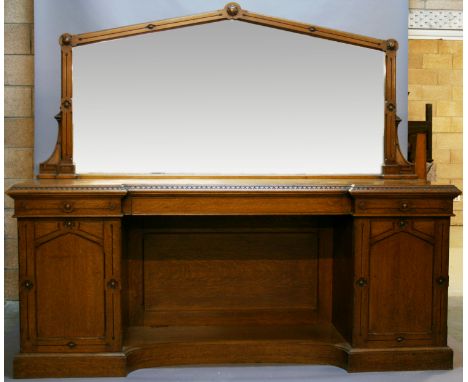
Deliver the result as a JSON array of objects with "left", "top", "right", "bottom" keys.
[
  {"left": 124, "top": 323, "right": 347, "bottom": 347},
  {"left": 123, "top": 323, "right": 350, "bottom": 372}
]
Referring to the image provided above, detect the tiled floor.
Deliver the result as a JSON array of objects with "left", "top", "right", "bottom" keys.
[{"left": 4, "top": 297, "right": 462, "bottom": 381}]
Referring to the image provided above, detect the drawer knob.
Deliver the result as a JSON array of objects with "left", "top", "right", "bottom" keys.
[
  {"left": 356, "top": 278, "right": 368, "bottom": 287},
  {"left": 23, "top": 280, "right": 34, "bottom": 290},
  {"left": 400, "top": 202, "right": 409, "bottom": 210},
  {"left": 67, "top": 341, "right": 76, "bottom": 349},
  {"left": 107, "top": 279, "right": 119, "bottom": 289},
  {"left": 399, "top": 220, "right": 407, "bottom": 228},
  {"left": 396, "top": 336, "right": 405, "bottom": 343},
  {"left": 63, "top": 203, "right": 73, "bottom": 212}
]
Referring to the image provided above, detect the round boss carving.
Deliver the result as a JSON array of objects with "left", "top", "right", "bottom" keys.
[
  {"left": 437, "top": 276, "right": 447, "bottom": 285},
  {"left": 24, "top": 280, "right": 34, "bottom": 290},
  {"left": 108, "top": 279, "right": 119, "bottom": 289},
  {"left": 62, "top": 99, "right": 72, "bottom": 109},
  {"left": 356, "top": 278, "right": 368, "bottom": 287},
  {"left": 225, "top": 2, "right": 241, "bottom": 17},
  {"left": 387, "top": 103, "right": 396, "bottom": 112},
  {"left": 60, "top": 33, "right": 73, "bottom": 46},
  {"left": 386, "top": 39, "right": 398, "bottom": 51}
]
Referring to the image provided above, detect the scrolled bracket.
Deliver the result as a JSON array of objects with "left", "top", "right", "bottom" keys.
[
  {"left": 38, "top": 110, "right": 77, "bottom": 179},
  {"left": 40, "top": 29, "right": 76, "bottom": 178}
]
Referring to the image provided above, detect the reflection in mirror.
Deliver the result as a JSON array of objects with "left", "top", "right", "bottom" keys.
[{"left": 73, "top": 21, "right": 385, "bottom": 175}]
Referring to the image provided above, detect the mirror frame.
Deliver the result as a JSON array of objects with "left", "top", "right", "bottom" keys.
[{"left": 39, "top": 2, "right": 415, "bottom": 179}]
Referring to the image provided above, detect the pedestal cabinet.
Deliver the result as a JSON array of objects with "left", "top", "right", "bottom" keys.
[
  {"left": 354, "top": 218, "right": 450, "bottom": 349},
  {"left": 8, "top": 180, "right": 459, "bottom": 378},
  {"left": 17, "top": 219, "right": 121, "bottom": 353}
]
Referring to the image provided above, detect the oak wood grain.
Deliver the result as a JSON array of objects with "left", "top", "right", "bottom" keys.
[{"left": 8, "top": 178, "right": 460, "bottom": 377}]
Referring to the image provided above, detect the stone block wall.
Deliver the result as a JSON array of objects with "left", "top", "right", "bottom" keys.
[
  {"left": 4, "top": 0, "right": 34, "bottom": 300},
  {"left": 408, "top": 0, "right": 463, "bottom": 294},
  {"left": 409, "top": 0, "right": 463, "bottom": 10},
  {"left": 409, "top": 0, "right": 462, "bottom": 297}
]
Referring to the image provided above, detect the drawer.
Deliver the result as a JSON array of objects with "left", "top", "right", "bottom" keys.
[
  {"left": 354, "top": 197, "right": 453, "bottom": 216},
  {"left": 15, "top": 197, "right": 122, "bottom": 217}
]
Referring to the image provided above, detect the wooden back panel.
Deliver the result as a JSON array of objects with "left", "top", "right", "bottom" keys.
[{"left": 124, "top": 216, "right": 333, "bottom": 326}]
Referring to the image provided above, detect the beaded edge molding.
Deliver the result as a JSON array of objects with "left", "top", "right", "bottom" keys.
[
  {"left": 9, "top": 184, "right": 459, "bottom": 193},
  {"left": 9, "top": 185, "right": 348, "bottom": 192},
  {"left": 127, "top": 185, "right": 350, "bottom": 191}
]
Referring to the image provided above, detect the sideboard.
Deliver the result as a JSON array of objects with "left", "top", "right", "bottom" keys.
[
  {"left": 9, "top": 3, "right": 461, "bottom": 377},
  {"left": 8, "top": 178, "right": 460, "bottom": 378}
]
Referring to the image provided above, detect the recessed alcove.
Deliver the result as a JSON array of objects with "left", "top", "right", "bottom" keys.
[{"left": 122, "top": 215, "right": 352, "bottom": 370}]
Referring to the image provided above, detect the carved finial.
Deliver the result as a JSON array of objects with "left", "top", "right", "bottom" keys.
[
  {"left": 60, "top": 33, "right": 73, "bottom": 46},
  {"left": 225, "top": 2, "right": 241, "bottom": 17},
  {"left": 386, "top": 39, "right": 398, "bottom": 51}
]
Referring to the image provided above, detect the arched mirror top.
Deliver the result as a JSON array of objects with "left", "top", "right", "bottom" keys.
[{"left": 39, "top": 2, "right": 417, "bottom": 180}]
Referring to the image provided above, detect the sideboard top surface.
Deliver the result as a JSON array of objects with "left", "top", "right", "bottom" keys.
[{"left": 7, "top": 178, "right": 460, "bottom": 196}]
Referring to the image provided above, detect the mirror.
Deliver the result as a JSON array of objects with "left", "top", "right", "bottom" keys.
[{"left": 72, "top": 20, "right": 385, "bottom": 175}]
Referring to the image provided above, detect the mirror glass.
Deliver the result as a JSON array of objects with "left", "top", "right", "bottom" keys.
[{"left": 73, "top": 21, "right": 385, "bottom": 175}]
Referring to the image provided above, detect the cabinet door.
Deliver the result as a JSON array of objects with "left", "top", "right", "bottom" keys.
[
  {"left": 354, "top": 218, "right": 450, "bottom": 348},
  {"left": 18, "top": 219, "right": 121, "bottom": 353}
]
